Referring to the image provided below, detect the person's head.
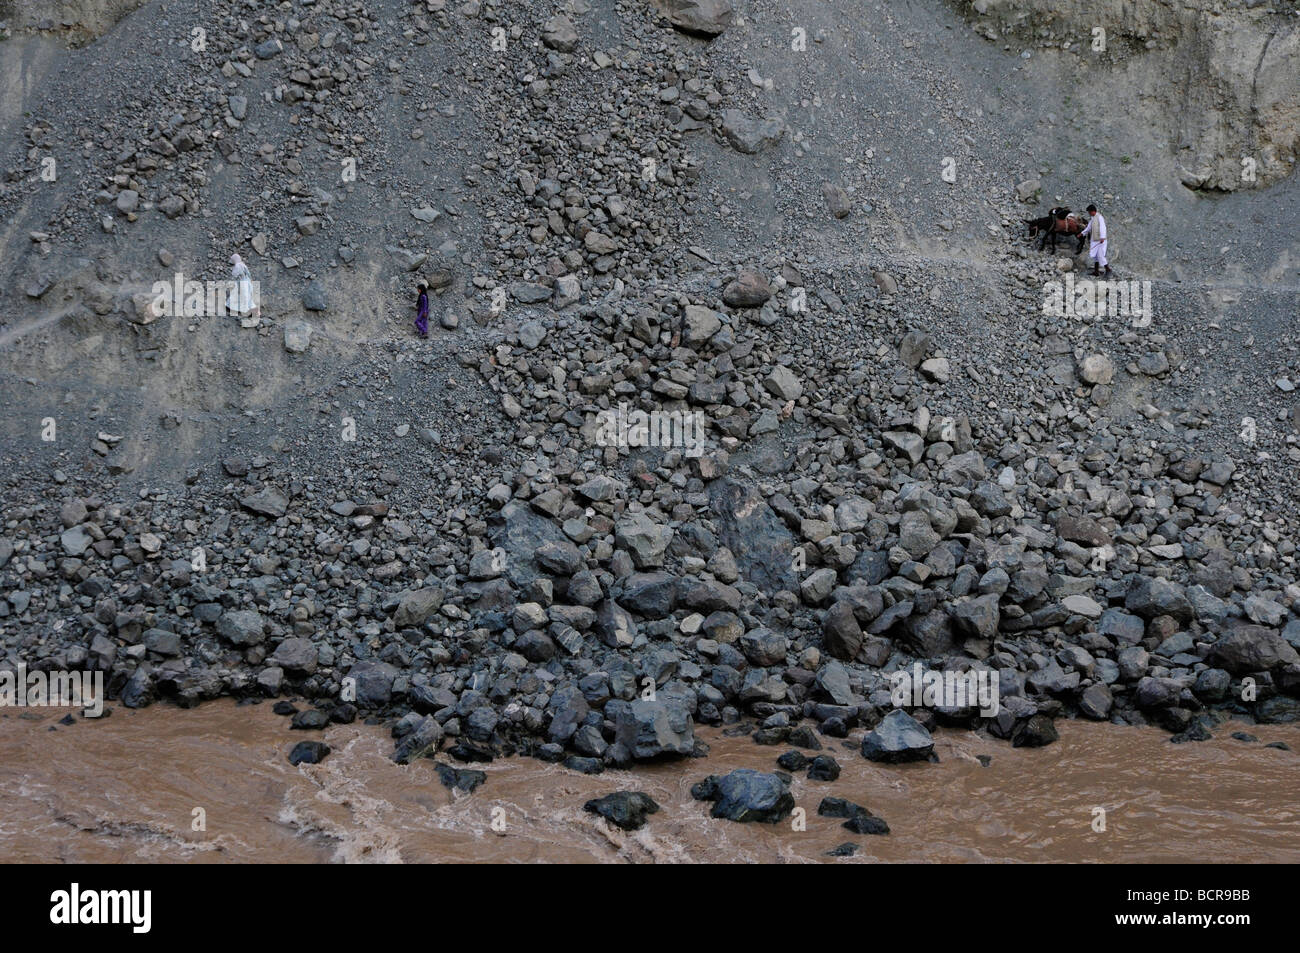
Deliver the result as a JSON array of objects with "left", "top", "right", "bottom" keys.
[
  {"left": 1086, "top": 204, "right": 1097, "bottom": 216},
  {"left": 230, "top": 253, "right": 243, "bottom": 266},
  {"left": 417, "top": 280, "right": 428, "bottom": 292}
]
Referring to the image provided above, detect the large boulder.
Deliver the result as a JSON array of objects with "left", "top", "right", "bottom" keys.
[
  {"left": 613, "top": 698, "right": 695, "bottom": 759},
  {"left": 722, "top": 270, "right": 772, "bottom": 308},
  {"left": 822, "top": 601, "right": 863, "bottom": 661},
  {"left": 949, "top": 594, "right": 1001, "bottom": 641},
  {"left": 861, "top": 709, "right": 934, "bottom": 763},
  {"left": 488, "top": 501, "right": 571, "bottom": 586},
  {"left": 584, "top": 792, "right": 661, "bottom": 831},
  {"left": 393, "top": 587, "right": 444, "bottom": 627},
  {"left": 619, "top": 572, "right": 679, "bottom": 618},
  {"left": 239, "top": 485, "right": 289, "bottom": 519},
  {"left": 268, "top": 637, "right": 318, "bottom": 675},
  {"left": 691, "top": 769, "right": 793, "bottom": 822},
  {"left": 594, "top": 599, "right": 637, "bottom": 648},
  {"left": 345, "top": 660, "right": 399, "bottom": 707},
  {"left": 216, "top": 609, "right": 266, "bottom": 646},
  {"left": 707, "top": 479, "right": 797, "bottom": 593},
  {"left": 652, "top": 0, "right": 733, "bottom": 37},
  {"left": 1125, "top": 576, "right": 1192, "bottom": 622},
  {"left": 615, "top": 512, "right": 673, "bottom": 569},
  {"left": 1208, "top": 625, "right": 1300, "bottom": 674}
]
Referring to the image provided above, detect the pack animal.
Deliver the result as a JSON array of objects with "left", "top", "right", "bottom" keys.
[{"left": 1024, "top": 207, "right": 1087, "bottom": 254}]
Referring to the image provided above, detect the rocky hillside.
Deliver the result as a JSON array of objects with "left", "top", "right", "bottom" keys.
[{"left": 1, "top": 0, "right": 1298, "bottom": 767}]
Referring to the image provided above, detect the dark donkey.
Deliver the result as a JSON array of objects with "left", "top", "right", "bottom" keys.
[{"left": 1024, "top": 207, "right": 1086, "bottom": 254}]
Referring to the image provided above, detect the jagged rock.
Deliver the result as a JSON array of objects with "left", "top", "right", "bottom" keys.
[
  {"left": 1125, "top": 576, "right": 1192, "bottom": 623},
  {"left": 595, "top": 599, "right": 637, "bottom": 647},
  {"left": 583, "top": 792, "right": 661, "bottom": 830},
  {"left": 707, "top": 479, "right": 797, "bottom": 594},
  {"left": 289, "top": 741, "right": 330, "bottom": 766},
  {"left": 654, "top": 0, "right": 734, "bottom": 37},
  {"left": 302, "top": 280, "right": 328, "bottom": 312},
  {"left": 392, "top": 716, "right": 444, "bottom": 764},
  {"left": 1208, "top": 626, "right": 1300, "bottom": 674},
  {"left": 240, "top": 486, "right": 289, "bottom": 519},
  {"left": 720, "top": 110, "right": 784, "bottom": 153},
  {"left": 722, "top": 270, "right": 772, "bottom": 307},
  {"left": 269, "top": 637, "right": 318, "bottom": 675},
  {"left": 393, "top": 587, "right": 444, "bottom": 627},
  {"left": 542, "top": 15, "right": 579, "bottom": 52},
  {"left": 283, "top": 320, "right": 313, "bottom": 353},
  {"left": 822, "top": 182, "right": 852, "bottom": 218},
  {"left": 1012, "top": 715, "right": 1059, "bottom": 747},
  {"left": 822, "top": 601, "right": 863, "bottom": 661},
  {"left": 692, "top": 769, "right": 793, "bottom": 822},
  {"left": 346, "top": 660, "right": 399, "bottom": 707},
  {"left": 216, "top": 609, "right": 266, "bottom": 646},
  {"left": 764, "top": 365, "right": 803, "bottom": 400},
  {"left": 613, "top": 698, "right": 696, "bottom": 759},
  {"left": 862, "top": 710, "right": 934, "bottom": 763},
  {"left": 615, "top": 512, "right": 673, "bottom": 569}
]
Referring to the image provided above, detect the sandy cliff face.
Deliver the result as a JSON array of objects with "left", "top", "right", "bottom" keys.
[
  {"left": 960, "top": 0, "right": 1300, "bottom": 191},
  {"left": 0, "top": 0, "right": 149, "bottom": 39}
]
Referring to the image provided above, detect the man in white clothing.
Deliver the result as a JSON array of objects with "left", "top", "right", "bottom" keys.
[{"left": 1080, "top": 204, "right": 1110, "bottom": 278}]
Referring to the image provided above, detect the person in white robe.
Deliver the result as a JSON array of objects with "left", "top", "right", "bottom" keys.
[
  {"left": 226, "top": 254, "right": 260, "bottom": 317},
  {"left": 1080, "top": 205, "right": 1110, "bottom": 278}
]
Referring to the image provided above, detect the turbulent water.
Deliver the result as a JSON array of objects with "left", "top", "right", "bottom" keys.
[{"left": 1, "top": 700, "right": 1297, "bottom": 864}]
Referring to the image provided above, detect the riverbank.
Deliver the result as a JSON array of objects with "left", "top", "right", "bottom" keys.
[{"left": 3, "top": 699, "right": 1297, "bottom": 864}]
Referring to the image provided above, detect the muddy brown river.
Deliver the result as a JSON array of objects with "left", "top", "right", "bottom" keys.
[{"left": 1, "top": 700, "right": 1297, "bottom": 863}]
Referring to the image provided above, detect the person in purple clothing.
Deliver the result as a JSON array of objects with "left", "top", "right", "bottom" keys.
[{"left": 414, "top": 279, "right": 429, "bottom": 337}]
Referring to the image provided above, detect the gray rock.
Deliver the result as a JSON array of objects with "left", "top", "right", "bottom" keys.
[
  {"left": 1208, "top": 625, "right": 1300, "bottom": 674},
  {"left": 707, "top": 479, "right": 797, "bottom": 594},
  {"left": 615, "top": 512, "right": 673, "bottom": 569},
  {"left": 584, "top": 791, "right": 661, "bottom": 830},
  {"left": 542, "top": 14, "right": 579, "bottom": 51},
  {"left": 302, "top": 280, "right": 328, "bottom": 312},
  {"left": 60, "top": 525, "right": 92, "bottom": 556},
  {"left": 823, "top": 182, "right": 851, "bottom": 218},
  {"left": 722, "top": 270, "right": 772, "bottom": 308},
  {"left": 283, "top": 320, "right": 313, "bottom": 353},
  {"left": 655, "top": 0, "right": 734, "bottom": 37},
  {"left": 240, "top": 486, "right": 289, "bottom": 519},
  {"left": 1078, "top": 682, "right": 1113, "bottom": 719},
  {"left": 765, "top": 365, "right": 803, "bottom": 401},
  {"left": 692, "top": 769, "right": 793, "bottom": 823},
  {"left": 269, "top": 637, "right": 318, "bottom": 675},
  {"left": 1125, "top": 576, "right": 1192, "bottom": 622},
  {"left": 216, "top": 609, "right": 266, "bottom": 646},
  {"left": 393, "top": 587, "right": 444, "bottom": 627},
  {"left": 613, "top": 698, "right": 695, "bottom": 759},
  {"left": 822, "top": 601, "right": 863, "bottom": 661},
  {"left": 720, "top": 110, "right": 784, "bottom": 153},
  {"left": 595, "top": 599, "right": 637, "bottom": 648},
  {"left": 739, "top": 627, "right": 788, "bottom": 666},
  {"left": 347, "top": 660, "right": 399, "bottom": 707},
  {"left": 861, "top": 710, "right": 934, "bottom": 763},
  {"left": 392, "top": 715, "right": 444, "bottom": 764}
]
